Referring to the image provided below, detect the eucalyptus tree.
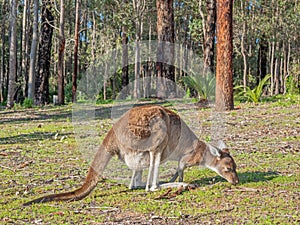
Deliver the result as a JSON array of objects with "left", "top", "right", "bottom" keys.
[
  {"left": 34, "top": 0, "right": 54, "bottom": 105},
  {"left": 58, "top": 0, "right": 66, "bottom": 105},
  {"left": 215, "top": 0, "right": 234, "bottom": 110},
  {"left": 28, "top": 0, "right": 39, "bottom": 100},
  {"left": 156, "top": 0, "right": 175, "bottom": 96},
  {"left": 0, "top": 0, "right": 8, "bottom": 103},
  {"left": 7, "top": 0, "right": 18, "bottom": 108}
]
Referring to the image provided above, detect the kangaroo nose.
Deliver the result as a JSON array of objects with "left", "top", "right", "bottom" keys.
[
  {"left": 230, "top": 177, "right": 239, "bottom": 185},
  {"left": 234, "top": 177, "right": 239, "bottom": 185}
]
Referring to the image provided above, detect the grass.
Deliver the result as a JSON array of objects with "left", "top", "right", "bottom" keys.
[{"left": 0, "top": 99, "right": 299, "bottom": 224}]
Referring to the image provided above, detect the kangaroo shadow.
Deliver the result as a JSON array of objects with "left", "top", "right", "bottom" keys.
[{"left": 192, "top": 171, "right": 280, "bottom": 186}]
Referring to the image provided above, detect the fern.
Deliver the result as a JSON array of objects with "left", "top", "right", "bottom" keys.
[
  {"left": 235, "top": 74, "right": 271, "bottom": 103},
  {"left": 182, "top": 73, "right": 216, "bottom": 101}
]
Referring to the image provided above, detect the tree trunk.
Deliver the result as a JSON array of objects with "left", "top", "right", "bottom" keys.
[
  {"left": 215, "top": 0, "right": 234, "bottom": 111},
  {"left": 58, "top": 0, "right": 65, "bottom": 105},
  {"left": 103, "top": 63, "right": 108, "bottom": 100},
  {"left": 257, "top": 34, "right": 268, "bottom": 84},
  {"left": 7, "top": 0, "right": 18, "bottom": 108},
  {"left": 132, "top": 0, "right": 145, "bottom": 99},
  {"left": 0, "top": 0, "right": 7, "bottom": 103},
  {"left": 21, "top": 0, "right": 30, "bottom": 99},
  {"left": 200, "top": 0, "right": 216, "bottom": 75},
  {"left": 280, "top": 44, "right": 284, "bottom": 94},
  {"left": 35, "top": 1, "right": 54, "bottom": 105},
  {"left": 134, "top": 40, "right": 141, "bottom": 98},
  {"left": 241, "top": 19, "right": 247, "bottom": 92},
  {"left": 112, "top": 49, "right": 117, "bottom": 99},
  {"left": 283, "top": 41, "right": 290, "bottom": 94},
  {"left": 28, "top": 0, "right": 38, "bottom": 100},
  {"left": 156, "top": 0, "right": 175, "bottom": 96},
  {"left": 270, "top": 40, "right": 275, "bottom": 95},
  {"left": 274, "top": 41, "right": 280, "bottom": 95},
  {"left": 122, "top": 25, "right": 129, "bottom": 89},
  {"left": 72, "top": 0, "right": 80, "bottom": 103}
]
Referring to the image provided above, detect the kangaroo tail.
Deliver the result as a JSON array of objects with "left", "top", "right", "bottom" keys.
[{"left": 23, "top": 145, "right": 113, "bottom": 206}]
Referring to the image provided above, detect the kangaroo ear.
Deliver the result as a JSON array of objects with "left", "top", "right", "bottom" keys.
[
  {"left": 208, "top": 144, "right": 221, "bottom": 157},
  {"left": 222, "top": 148, "right": 230, "bottom": 154},
  {"left": 216, "top": 140, "right": 227, "bottom": 150}
]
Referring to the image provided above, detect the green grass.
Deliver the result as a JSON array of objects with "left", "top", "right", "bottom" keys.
[{"left": 0, "top": 99, "right": 299, "bottom": 224}]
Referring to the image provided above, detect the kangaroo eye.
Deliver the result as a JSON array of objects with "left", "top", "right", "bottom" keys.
[{"left": 225, "top": 168, "right": 233, "bottom": 172}]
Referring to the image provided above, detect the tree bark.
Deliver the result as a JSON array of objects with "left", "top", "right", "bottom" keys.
[
  {"left": 21, "top": 0, "right": 30, "bottom": 99},
  {"left": 122, "top": 25, "right": 129, "bottom": 89},
  {"left": 215, "top": 0, "right": 234, "bottom": 111},
  {"left": 58, "top": 0, "right": 65, "bottom": 105},
  {"left": 270, "top": 40, "right": 275, "bottom": 95},
  {"left": 35, "top": 1, "right": 54, "bottom": 105},
  {"left": 156, "top": 0, "right": 175, "bottom": 96},
  {"left": 0, "top": 0, "right": 7, "bottom": 103},
  {"left": 7, "top": 0, "right": 18, "bottom": 108},
  {"left": 28, "top": 0, "right": 38, "bottom": 100},
  {"left": 257, "top": 34, "right": 268, "bottom": 84},
  {"left": 72, "top": 0, "right": 80, "bottom": 103},
  {"left": 132, "top": 0, "right": 145, "bottom": 99},
  {"left": 200, "top": 0, "right": 216, "bottom": 75},
  {"left": 241, "top": 19, "right": 247, "bottom": 92}
]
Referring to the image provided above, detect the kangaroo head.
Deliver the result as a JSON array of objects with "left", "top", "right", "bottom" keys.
[{"left": 207, "top": 142, "right": 239, "bottom": 185}]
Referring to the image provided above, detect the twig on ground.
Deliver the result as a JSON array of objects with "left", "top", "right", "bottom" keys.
[{"left": 0, "top": 164, "right": 15, "bottom": 172}]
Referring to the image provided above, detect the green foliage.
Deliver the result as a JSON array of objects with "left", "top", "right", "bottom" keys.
[
  {"left": 64, "top": 82, "right": 73, "bottom": 103},
  {"left": 235, "top": 74, "right": 271, "bottom": 103},
  {"left": 181, "top": 74, "right": 216, "bottom": 101},
  {"left": 96, "top": 99, "right": 114, "bottom": 105},
  {"left": 184, "top": 88, "right": 191, "bottom": 99},
  {"left": 286, "top": 66, "right": 300, "bottom": 95},
  {"left": 23, "top": 98, "right": 33, "bottom": 108}
]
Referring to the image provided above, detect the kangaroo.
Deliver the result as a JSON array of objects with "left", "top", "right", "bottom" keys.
[{"left": 24, "top": 105, "right": 239, "bottom": 206}]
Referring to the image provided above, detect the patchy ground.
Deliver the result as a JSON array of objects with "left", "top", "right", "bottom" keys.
[{"left": 0, "top": 99, "right": 299, "bottom": 224}]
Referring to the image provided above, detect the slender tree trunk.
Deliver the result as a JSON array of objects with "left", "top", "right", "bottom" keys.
[
  {"left": 58, "top": 0, "right": 65, "bottom": 105},
  {"left": 145, "top": 23, "right": 152, "bottom": 98},
  {"left": 122, "top": 0, "right": 129, "bottom": 89},
  {"left": 241, "top": 20, "right": 247, "bottom": 92},
  {"left": 28, "top": 0, "right": 38, "bottom": 100},
  {"left": 7, "top": 0, "right": 18, "bottom": 108},
  {"left": 0, "top": 0, "right": 7, "bottom": 103},
  {"left": 122, "top": 25, "right": 129, "bottom": 89},
  {"left": 215, "top": 0, "right": 234, "bottom": 111},
  {"left": 257, "top": 34, "right": 268, "bottom": 84},
  {"left": 134, "top": 40, "right": 141, "bottom": 98},
  {"left": 103, "top": 63, "right": 107, "bottom": 100},
  {"left": 200, "top": 0, "right": 216, "bottom": 75},
  {"left": 91, "top": 11, "right": 96, "bottom": 64},
  {"left": 283, "top": 41, "right": 290, "bottom": 94},
  {"left": 270, "top": 40, "right": 275, "bottom": 96},
  {"left": 279, "top": 47, "right": 285, "bottom": 94},
  {"left": 156, "top": 0, "right": 175, "bottom": 96},
  {"left": 21, "top": 0, "right": 30, "bottom": 99},
  {"left": 132, "top": 0, "right": 145, "bottom": 99},
  {"left": 112, "top": 48, "right": 117, "bottom": 99},
  {"left": 35, "top": 1, "right": 54, "bottom": 105},
  {"left": 72, "top": 0, "right": 80, "bottom": 103},
  {"left": 274, "top": 41, "right": 280, "bottom": 95}
]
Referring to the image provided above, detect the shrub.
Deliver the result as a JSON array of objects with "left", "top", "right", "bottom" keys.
[
  {"left": 23, "top": 98, "right": 33, "bottom": 108},
  {"left": 235, "top": 74, "right": 271, "bottom": 103}
]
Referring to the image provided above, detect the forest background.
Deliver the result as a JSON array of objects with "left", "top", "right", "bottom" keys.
[{"left": 0, "top": 0, "right": 299, "bottom": 108}]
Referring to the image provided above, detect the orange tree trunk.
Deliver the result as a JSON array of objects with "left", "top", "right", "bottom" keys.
[{"left": 215, "top": 0, "right": 234, "bottom": 110}]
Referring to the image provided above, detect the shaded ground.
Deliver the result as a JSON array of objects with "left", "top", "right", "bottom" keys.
[{"left": 0, "top": 100, "right": 299, "bottom": 224}]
